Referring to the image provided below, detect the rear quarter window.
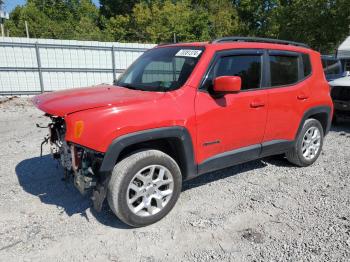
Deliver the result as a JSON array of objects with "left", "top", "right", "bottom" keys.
[{"left": 302, "top": 54, "right": 312, "bottom": 77}]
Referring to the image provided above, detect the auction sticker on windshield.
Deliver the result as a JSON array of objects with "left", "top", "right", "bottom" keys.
[{"left": 175, "top": 49, "right": 202, "bottom": 58}]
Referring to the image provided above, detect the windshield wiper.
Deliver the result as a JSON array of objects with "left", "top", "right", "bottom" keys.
[
  {"left": 117, "top": 83, "right": 138, "bottom": 90},
  {"left": 116, "top": 82, "right": 168, "bottom": 92}
]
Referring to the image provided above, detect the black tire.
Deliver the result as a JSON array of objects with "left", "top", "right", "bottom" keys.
[
  {"left": 286, "top": 118, "right": 324, "bottom": 167},
  {"left": 107, "top": 149, "right": 182, "bottom": 227}
]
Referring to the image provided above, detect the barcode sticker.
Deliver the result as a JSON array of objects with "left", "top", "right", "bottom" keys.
[{"left": 175, "top": 49, "right": 202, "bottom": 58}]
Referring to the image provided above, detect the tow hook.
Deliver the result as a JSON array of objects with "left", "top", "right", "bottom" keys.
[{"left": 36, "top": 122, "right": 51, "bottom": 157}]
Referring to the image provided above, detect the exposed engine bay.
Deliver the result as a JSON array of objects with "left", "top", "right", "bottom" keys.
[{"left": 39, "top": 115, "right": 106, "bottom": 210}]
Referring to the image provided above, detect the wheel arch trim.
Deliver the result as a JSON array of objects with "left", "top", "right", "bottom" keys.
[
  {"left": 296, "top": 105, "right": 332, "bottom": 138},
  {"left": 99, "top": 126, "right": 197, "bottom": 180}
]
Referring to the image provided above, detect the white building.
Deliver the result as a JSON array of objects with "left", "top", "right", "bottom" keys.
[
  {"left": 0, "top": 10, "right": 9, "bottom": 20},
  {"left": 337, "top": 36, "right": 350, "bottom": 72},
  {"left": 0, "top": 9, "right": 9, "bottom": 37}
]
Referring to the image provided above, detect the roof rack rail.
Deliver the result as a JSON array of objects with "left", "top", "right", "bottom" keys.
[
  {"left": 157, "top": 42, "right": 175, "bottom": 46},
  {"left": 212, "top": 36, "right": 310, "bottom": 48}
]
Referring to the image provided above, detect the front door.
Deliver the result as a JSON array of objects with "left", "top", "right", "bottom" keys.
[{"left": 195, "top": 50, "right": 268, "bottom": 172}]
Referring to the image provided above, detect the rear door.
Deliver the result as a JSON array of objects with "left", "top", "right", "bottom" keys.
[{"left": 263, "top": 50, "right": 312, "bottom": 146}]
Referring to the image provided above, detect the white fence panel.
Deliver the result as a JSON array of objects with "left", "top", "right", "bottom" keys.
[{"left": 0, "top": 37, "right": 155, "bottom": 95}]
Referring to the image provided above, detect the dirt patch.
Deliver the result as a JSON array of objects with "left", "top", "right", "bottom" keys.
[{"left": 0, "top": 98, "right": 349, "bottom": 261}]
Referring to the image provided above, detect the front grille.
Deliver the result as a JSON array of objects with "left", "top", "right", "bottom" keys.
[{"left": 331, "top": 86, "right": 350, "bottom": 101}]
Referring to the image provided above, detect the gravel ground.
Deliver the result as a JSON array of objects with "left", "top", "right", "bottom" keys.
[{"left": 0, "top": 97, "right": 349, "bottom": 262}]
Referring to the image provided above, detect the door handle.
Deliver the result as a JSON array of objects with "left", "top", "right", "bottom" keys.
[
  {"left": 250, "top": 101, "right": 265, "bottom": 108},
  {"left": 297, "top": 94, "right": 309, "bottom": 100}
]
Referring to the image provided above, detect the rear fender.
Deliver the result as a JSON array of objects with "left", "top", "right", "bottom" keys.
[{"left": 296, "top": 106, "right": 332, "bottom": 138}]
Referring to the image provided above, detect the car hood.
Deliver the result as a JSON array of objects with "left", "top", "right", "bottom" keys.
[
  {"left": 32, "top": 85, "right": 165, "bottom": 117},
  {"left": 329, "top": 76, "right": 350, "bottom": 87}
]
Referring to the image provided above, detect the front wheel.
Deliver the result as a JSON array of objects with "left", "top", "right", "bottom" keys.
[
  {"left": 286, "top": 118, "right": 324, "bottom": 167},
  {"left": 107, "top": 150, "right": 182, "bottom": 227}
]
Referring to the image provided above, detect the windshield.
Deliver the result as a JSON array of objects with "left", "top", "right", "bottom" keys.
[{"left": 116, "top": 46, "right": 204, "bottom": 91}]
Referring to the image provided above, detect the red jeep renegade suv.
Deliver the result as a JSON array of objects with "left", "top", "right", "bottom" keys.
[{"left": 33, "top": 37, "right": 333, "bottom": 227}]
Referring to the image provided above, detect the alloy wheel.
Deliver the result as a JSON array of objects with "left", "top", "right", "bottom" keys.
[
  {"left": 302, "top": 126, "right": 321, "bottom": 160},
  {"left": 126, "top": 165, "right": 174, "bottom": 217}
]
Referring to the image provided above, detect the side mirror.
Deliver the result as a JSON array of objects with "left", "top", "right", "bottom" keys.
[{"left": 213, "top": 76, "right": 241, "bottom": 93}]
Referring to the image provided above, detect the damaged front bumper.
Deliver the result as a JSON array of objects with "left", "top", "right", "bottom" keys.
[{"left": 39, "top": 115, "right": 108, "bottom": 211}]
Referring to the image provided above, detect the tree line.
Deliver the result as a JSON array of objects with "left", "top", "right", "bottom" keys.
[{"left": 4, "top": 0, "right": 350, "bottom": 53}]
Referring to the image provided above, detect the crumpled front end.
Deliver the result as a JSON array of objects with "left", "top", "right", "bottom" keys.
[{"left": 40, "top": 114, "right": 107, "bottom": 211}]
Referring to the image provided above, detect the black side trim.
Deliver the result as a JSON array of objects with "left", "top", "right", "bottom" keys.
[
  {"left": 268, "top": 50, "right": 300, "bottom": 56},
  {"left": 297, "top": 106, "right": 332, "bottom": 137},
  {"left": 198, "top": 144, "right": 261, "bottom": 175},
  {"left": 260, "top": 140, "right": 294, "bottom": 157},
  {"left": 198, "top": 140, "right": 295, "bottom": 175},
  {"left": 99, "top": 126, "right": 197, "bottom": 180}
]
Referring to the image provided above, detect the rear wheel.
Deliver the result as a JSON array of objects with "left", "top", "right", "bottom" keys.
[
  {"left": 286, "top": 118, "right": 324, "bottom": 167},
  {"left": 107, "top": 150, "right": 182, "bottom": 227}
]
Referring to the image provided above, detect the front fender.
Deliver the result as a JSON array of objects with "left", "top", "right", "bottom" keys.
[{"left": 99, "top": 126, "right": 197, "bottom": 180}]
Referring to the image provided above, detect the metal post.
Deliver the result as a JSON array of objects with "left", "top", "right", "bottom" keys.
[
  {"left": 25, "top": 21, "right": 29, "bottom": 38},
  {"left": 0, "top": 9, "right": 9, "bottom": 38},
  {"left": 0, "top": 23, "right": 4, "bottom": 37},
  {"left": 111, "top": 46, "right": 117, "bottom": 84},
  {"left": 35, "top": 42, "right": 45, "bottom": 93}
]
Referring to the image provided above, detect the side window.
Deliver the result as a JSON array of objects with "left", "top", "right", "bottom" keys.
[
  {"left": 270, "top": 55, "right": 299, "bottom": 87},
  {"left": 213, "top": 55, "right": 262, "bottom": 90},
  {"left": 302, "top": 54, "right": 312, "bottom": 77}
]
